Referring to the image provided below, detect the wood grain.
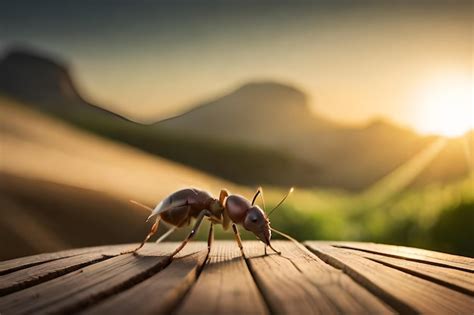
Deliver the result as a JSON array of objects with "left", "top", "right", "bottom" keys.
[
  {"left": 1, "top": 241, "right": 472, "bottom": 315},
  {"left": 305, "top": 242, "right": 474, "bottom": 314},
  {"left": 176, "top": 241, "right": 268, "bottom": 315},
  {"left": 81, "top": 242, "right": 208, "bottom": 315},
  {"left": 328, "top": 242, "right": 474, "bottom": 272},
  {"left": 0, "top": 245, "right": 120, "bottom": 276},
  {"left": 0, "top": 252, "right": 109, "bottom": 296},
  {"left": 337, "top": 246, "right": 474, "bottom": 296},
  {"left": 0, "top": 243, "right": 185, "bottom": 314},
  {"left": 245, "top": 241, "right": 394, "bottom": 315}
]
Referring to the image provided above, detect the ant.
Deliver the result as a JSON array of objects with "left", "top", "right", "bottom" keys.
[{"left": 122, "top": 187, "right": 294, "bottom": 258}]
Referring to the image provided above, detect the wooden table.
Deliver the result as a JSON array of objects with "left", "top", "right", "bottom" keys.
[{"left": 0, "top": 241, "right": 472, "bottom": 314}]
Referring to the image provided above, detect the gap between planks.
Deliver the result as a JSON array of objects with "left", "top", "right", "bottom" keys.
[
  {"left": 0, "top": 245, "right": 124, "bottom": 276},
  {"left": 0, "top": 241, "right": 395, "bottom": 315},
  {"left": 329, "top": 242, "right": 474, "bottom": 273},
  {"left": 174, "top": 241, "right": 269, "bottom": 315},
  {"left": 314, "top": 242, "right": 474, "bottom": 295},
  {"left": 0, "top": 243, "right": 198, "bottom": 314},
  {"left": 305, "top": 242, "right": 474, "bottom": 314},
  {"left": 2, "top": 241, "right": 473, "bottom": 315},
  {"left": 0, "top": 253, "right": 110, "bottom": 296},
  {"left": 81, "top": 242, "right": 210, "bottom": 315},
  {"left": 244, "top": 241, "right": 394, "bottom": 315}
]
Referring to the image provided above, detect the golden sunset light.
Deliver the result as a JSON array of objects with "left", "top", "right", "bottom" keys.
[
  {"left": 1, "top": 3, "right": 473, "bottom": 305},
  {"left": 414, "top": 73, "right": 473, "bottom": 137}
]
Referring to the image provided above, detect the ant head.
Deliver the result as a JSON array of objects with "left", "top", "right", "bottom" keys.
[
  {"left": 245, "top": 186, "right": 293, "bottom": 245},
  {"left": 243, "top": 206, "right": 271, "bottom": 245},
  {"left": 225, "top": 187, "right": 293, "bottom": 246}
]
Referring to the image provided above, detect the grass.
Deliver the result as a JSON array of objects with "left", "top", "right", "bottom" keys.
[{"left": 263, "top": 175, "right": 474, "bottom": 257}]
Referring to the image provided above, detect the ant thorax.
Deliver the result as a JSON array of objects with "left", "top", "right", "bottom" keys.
[{"left": 209, "top": 198, "right": 225, "bottom": 219}]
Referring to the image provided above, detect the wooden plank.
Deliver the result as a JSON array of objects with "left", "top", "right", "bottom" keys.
[
  {"left": 328, "top": 242, "right": 474, "bottom": 272},
  {"left": 0, "top": 245, "right": 121, "bottom": 275},
  {"left": 338, "top": 246, "right": 474, "bottom": 296},
  {"left": 0, "top": 253, "right": 106, "bottom": 296},
  {"left": 0, "top": 252, "right": 109, "bottom": 296},
  {"left": 245, "top": 241, "right": 393, "bottom": 314},
  {"left": 0, "top": 243, "right": 201, "bottom": 314},
  {"left": 306, "top": 242, "right": 474, "bottom": 314},
  {"left": 81, "top": 243, "right": 208, "bottom": 315},
  {"left": 176, "top": 241, "right": 269, "bottom": 315}
]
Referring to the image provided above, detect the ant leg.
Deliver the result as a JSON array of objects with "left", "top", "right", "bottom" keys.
[
  {"left": 207, "top": 222, "right": 214, "bottom": 252},
  {"left": 121, "top": 217, "right": 161, "bottom": 255},
  {"left": 155, "top": 226, "right": 177, "bottom": 243},
  {"left": 268, "top": 243, "right": 281, "bottom": 255},
  {"left": 264, "top": 244, "right": 267, "bottom": 255},
  {"left": 232, "top": 224, "right": 245, "bottom": 257},
  {"left": 169, "top": 210, "right": 209, "bottom": 259}
]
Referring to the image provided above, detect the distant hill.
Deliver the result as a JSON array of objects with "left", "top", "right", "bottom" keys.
[
  {"left": 0, "top": 48, "right": 471, "bottom": 190},
  {"left": 156, "top": 84, "right": 439, "bottom": 189},
  {"left": 159, "top": 81, "right": 338, "bottom": 146}
]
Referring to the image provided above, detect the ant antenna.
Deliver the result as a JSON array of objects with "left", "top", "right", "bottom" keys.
[
  {"left": 271, "top": 227, "right": 309, "bottom": 254},
  {"left": 267, "top": 187, "right": 294, "bottom": 217},
  {"left": 251, "top": 188, "right": 260, "bottom": 205},
  {"left": 251, "top": 186, "right": 266, "bottom": 211},
  {"left": 270, "top": 227, "right": 297, "bottom": 243}
]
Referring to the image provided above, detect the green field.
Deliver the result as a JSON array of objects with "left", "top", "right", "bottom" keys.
[{"left": 258, "top": 174, "right": 474, "bottom": 257}]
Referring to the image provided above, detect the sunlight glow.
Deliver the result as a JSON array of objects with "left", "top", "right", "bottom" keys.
[{"left": 414, "top": 74, "right": 473, "bottom": 137}]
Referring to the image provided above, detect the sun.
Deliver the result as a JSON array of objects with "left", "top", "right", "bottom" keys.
[{"left": 414, "top": 74, "right": 473, "bottom": 137}]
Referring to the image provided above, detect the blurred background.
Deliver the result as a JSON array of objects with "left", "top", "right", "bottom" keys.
[{"left": 0, "top": 0, "right": 472, "bottom": 260}]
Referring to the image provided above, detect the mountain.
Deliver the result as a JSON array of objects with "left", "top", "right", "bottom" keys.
[
  {"left": 0, "top": 48, "right": 471, "bottom": 190},
  {"left": 0, "top": 48, "right": 130, "bottom": 123},
  {"left": 159, "top": 81, "right": 338, "bottom": 146},
  {"left": 156, "top": 84, "right": 434, "bottom": 189}
]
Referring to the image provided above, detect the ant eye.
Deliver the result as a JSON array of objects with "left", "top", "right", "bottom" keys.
[{"left": 251, "top": 216, "right": 258, "bottom": 222}]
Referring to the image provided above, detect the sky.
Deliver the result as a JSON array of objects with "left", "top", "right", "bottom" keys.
[{"left": 0, "top": 1, "right": 472, "bottom": 136}]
